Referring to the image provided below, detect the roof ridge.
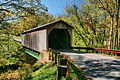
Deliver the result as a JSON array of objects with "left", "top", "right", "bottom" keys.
[{"left": 22, "top": 20, "right": 73, "bottom": 34}]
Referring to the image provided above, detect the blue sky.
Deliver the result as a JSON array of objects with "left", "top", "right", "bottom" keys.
[{"left": 41, "top": 0, "right": 85, "bottom": 16}]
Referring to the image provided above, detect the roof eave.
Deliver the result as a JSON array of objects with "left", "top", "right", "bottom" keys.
[{"left": 22, "top": 20, "right": 74, "bottom": 34}]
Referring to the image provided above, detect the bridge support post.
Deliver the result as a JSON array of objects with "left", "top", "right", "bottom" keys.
[{"left": 51, "top": 51, "right": 60, "bottom": 64}]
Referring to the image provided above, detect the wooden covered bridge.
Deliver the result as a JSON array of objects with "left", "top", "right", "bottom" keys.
[
  {"left": 20, "top": 20, "right": 120, "bottom": 80},
  {"left": 22, "top": 20, "right": 73, "bottom": 59}
]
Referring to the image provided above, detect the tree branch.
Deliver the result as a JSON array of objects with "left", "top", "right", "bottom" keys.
[
  {"left": 0, "top": 0, "right": 12, "bottom": 6},
  {"left": 98, "top": 0, "right": 113, "bottom": 17},
  {"left": 9, "top": 3, "right": 36, "bottom": 15},
  {"left": 0, "top": 9, "right": 10, "bottom": 12}
]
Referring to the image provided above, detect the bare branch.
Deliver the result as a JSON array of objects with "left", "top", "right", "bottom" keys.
[
  {"left": 98, "top": 0, "right": 113, "bottom": 17},
  {"left": 0, "top": 0, "right": 12, "bottom": 6},
  {"left": 0, "top": 9, "right": 10, "bottom": 12},
  {"left": 8, "top": 3, "right": 36, "bottom": 15}
]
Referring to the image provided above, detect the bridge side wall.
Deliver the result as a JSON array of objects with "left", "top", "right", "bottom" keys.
[{"left": 22, "top": 29, "right": 47, "bottom": 52}]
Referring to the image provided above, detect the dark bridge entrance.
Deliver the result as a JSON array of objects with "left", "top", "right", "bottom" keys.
[{"left": 48, "top": 29, "right": 70, "bottom": 49}]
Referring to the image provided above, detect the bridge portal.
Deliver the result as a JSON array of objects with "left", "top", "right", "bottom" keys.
[{"left": 49, "top": 29, "right": 70, "bottom": 49}]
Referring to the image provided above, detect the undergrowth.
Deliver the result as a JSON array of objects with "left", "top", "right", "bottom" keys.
[{"left": 31, "top": 62, "right": 57, "bottom": 80}]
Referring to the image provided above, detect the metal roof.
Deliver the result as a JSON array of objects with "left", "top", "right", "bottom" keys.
[{"left": 22, "top": 20, "right": 74, "bottom": 34}]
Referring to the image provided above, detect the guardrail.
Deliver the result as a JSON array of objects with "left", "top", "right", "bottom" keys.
[
  {"left": 71, "top": 47, "right": 120, "bottom": 56},
  {"left": 95, "top": 48, "right": 120, "bottom": 53},
  {"left": 48, "top": 49, "right": 89, "bottom": 80}
]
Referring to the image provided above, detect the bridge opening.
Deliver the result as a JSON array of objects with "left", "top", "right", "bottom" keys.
[{"left": 48, "top": 29, "right": 70, "bottom": 50}]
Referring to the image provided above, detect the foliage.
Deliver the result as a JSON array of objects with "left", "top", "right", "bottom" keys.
[
  {"left": 0, "top": 34, "right": 26, "bottom": 79},
  {"left": 58, "top": 0, "right": 120, "bottom": 50},
  {"left": 31, "top": 62, "right": 57, "bottom": 80},
  {"left": 0, "top": 70, "right": 21, "bottom": 79},
  {"left": 13, "top": 12, "right": 55, "bottom": 35},
  {"left": 67, "top": 60, "right": 86, "bottom": 80},
  {"left": 0, "top": 35, "right": 23, "bottom": 65},
  {"left": 0, "top": 63, "right": 32, "bottom": 80},
  {"left": 0, "top": 0, "right": 55, "bottom": 35},
  {"left": 0, "top": 0, "right": 47, "bottom": 23},
  {"left": 87, "top": 0, "right": 120, "bottom": 49}
]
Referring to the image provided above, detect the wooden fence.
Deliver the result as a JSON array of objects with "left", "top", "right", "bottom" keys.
[{"left": 48, "top": 49, "right": 89, "bottom": 80}]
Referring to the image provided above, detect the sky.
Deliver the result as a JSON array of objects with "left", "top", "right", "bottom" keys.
[{"left": 41, "top": 0, "right": 85, "bottom": 16}]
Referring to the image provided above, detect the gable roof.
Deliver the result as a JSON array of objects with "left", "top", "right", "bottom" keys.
[{"left": 22, "top": 20, "right": 74, "bottom": 34}]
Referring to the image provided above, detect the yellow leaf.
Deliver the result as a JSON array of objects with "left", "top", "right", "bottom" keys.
[{"left": 6, "top": 12, "right": 13, "bottom": 17}]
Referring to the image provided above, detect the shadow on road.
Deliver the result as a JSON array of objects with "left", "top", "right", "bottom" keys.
[{"left": 72, "top": 55, "right": 120, "bottom": 80}]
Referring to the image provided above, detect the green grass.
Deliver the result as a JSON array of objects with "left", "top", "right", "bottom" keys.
[
  {"left": 68, "top": 61, "right": 86, "bottom": 80},
  {"left": 31, "top": 62, "right": 57, "bottom": 80}
]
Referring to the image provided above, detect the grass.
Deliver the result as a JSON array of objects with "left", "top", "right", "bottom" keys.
[
  {"left": 68, "top": 61, "right": 87, "bottom": 80},
  {"left": 31, "top": 62, "right": 57, "bottom": 80}
]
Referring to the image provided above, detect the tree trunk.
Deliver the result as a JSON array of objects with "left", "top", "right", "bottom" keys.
[
  {"left": 108, "top": 16, "right": 114, "bottom": 49},
  {"left": 115, "top": 0, "right": 120, "bottom": 49}
]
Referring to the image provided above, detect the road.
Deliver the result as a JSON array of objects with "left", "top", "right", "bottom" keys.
[{"left": 61, "top": 51, "right": 120, "bottom": 80}]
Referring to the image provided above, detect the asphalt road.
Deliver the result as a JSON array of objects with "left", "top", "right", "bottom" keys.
[{"left": 61, "top": 52, "right": 120, "bottom": 80}]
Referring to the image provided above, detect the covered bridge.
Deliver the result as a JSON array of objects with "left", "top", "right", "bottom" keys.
[{"left": 22, "top": 20, "right": 73, "bottom": 60}]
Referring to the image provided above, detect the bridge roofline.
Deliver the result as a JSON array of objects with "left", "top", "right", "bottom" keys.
[{"left": 22, "top": 20, "right": 74, "bottom": 34}]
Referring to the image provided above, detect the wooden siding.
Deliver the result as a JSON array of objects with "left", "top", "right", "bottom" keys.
[
  {"left": 47, "top": 22, "right": 72, "bottom": 47},
  {"left": 22, "top": 29, "right": 47, "bottom": 52},
  {"left": 47, "top": 22, "right": 72, "bottom": 35}
]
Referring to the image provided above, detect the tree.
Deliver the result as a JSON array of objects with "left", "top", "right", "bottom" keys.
[
  {"left": 92, "top": 0, "right": 120, "bottom": 49},
  {"left": 0, "top": 0, "right": 50, "bottom": 64},
  {"left": 0, "top": 0, "right": 47, "bottom": 23},
  {"left": 13, "top": 12, "right": 55, "bottom": 35},
  {"left": 0, "top": 0, "right": 56, "bottom": 35},
  {"left": 63, "top": 0, "right": 120, "bottom": 49},
  {"left": 63, "top": 2, "right": 105, "bottom": 48}
]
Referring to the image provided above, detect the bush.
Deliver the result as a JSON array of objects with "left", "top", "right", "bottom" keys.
[
  {"left": 0, "top": 35, "right": 23, "bottom": 65},
  {"left": 31, "top": 62, "right": 57, "bottom": 80}
]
